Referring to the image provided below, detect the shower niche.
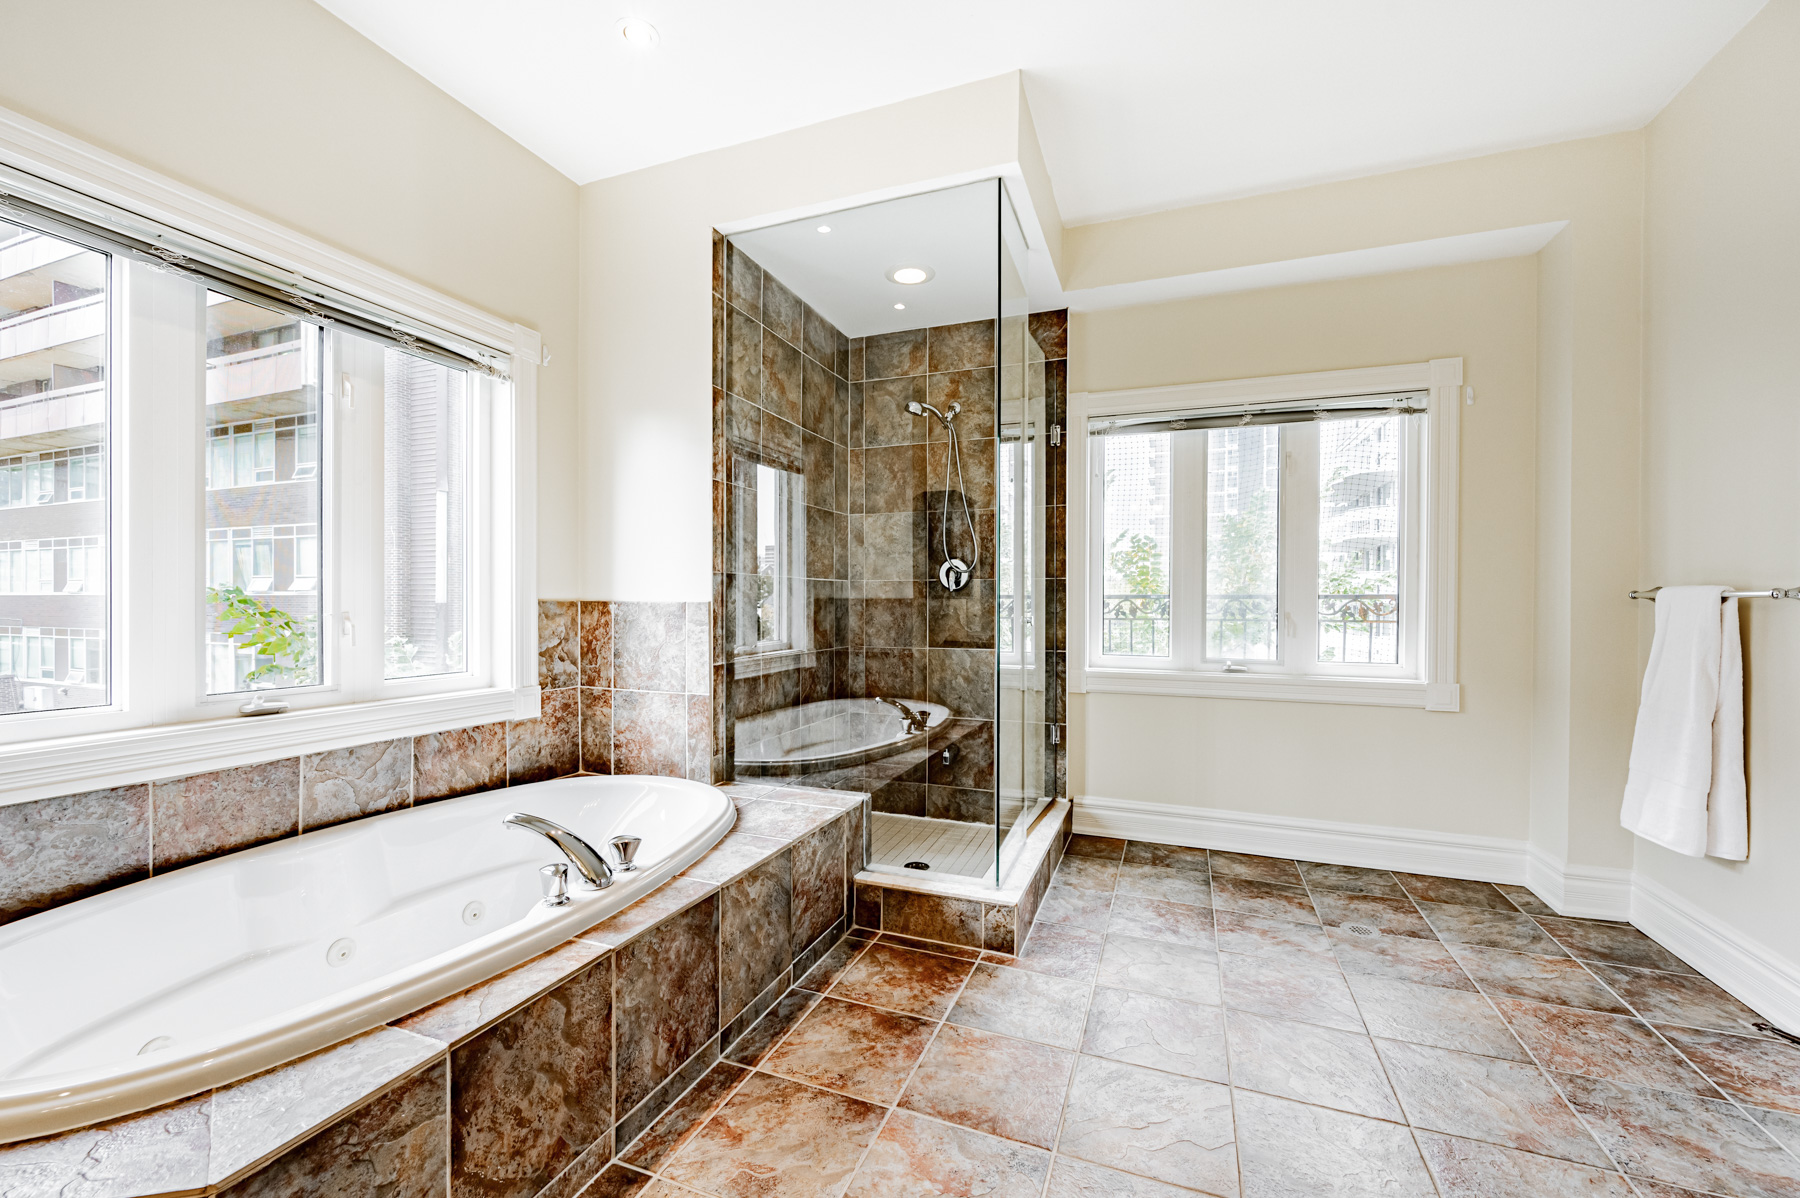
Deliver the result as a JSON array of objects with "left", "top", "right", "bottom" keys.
[{"left": 712, "top": 179, "right": 1066, "bottom": 889}]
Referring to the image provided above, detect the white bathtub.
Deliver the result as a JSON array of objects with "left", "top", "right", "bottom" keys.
[
  {"left": 0, "top": 774, "right": 733, "bottom": 1143},
  {"left": 734, "top": 697, "right": 950, "bottom": 776}
]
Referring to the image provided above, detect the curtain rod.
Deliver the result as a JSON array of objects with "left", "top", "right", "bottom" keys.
[{"left": 1628, "top": 587, "right": 1800, "bottom": 600}]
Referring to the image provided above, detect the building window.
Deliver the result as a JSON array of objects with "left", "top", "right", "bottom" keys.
[
  {"left": 0, "top": 142, "right": 531, "bottom": 786},
  {"left": 1080, "top": 363, "right": 1460, "bottom": 708}
]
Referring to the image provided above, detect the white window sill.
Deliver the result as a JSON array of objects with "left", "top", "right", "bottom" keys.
[
  {"left": 0, "top": 685, "right": 534, "bottom": 807},
  {"left": 1083, "top": 667, "right": 1459, "bottom": 711}
]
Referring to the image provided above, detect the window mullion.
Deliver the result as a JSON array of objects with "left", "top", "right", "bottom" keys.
[
  {"left": 1281, "top": 424, "right": 1321, "bottom": 676},
  {"left": 1170, "top": 431, "right": 1205, "bottom": 670}
]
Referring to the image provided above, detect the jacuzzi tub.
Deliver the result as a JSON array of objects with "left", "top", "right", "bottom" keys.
[
  {"left": 734, "top": 697, "right": 949, "bottom": 776},
  {"left": 0, "top": 773, "right": 733, "bottom": 1143}
]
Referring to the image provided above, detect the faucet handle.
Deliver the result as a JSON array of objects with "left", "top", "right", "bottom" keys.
[
  {"left": 540, "top": 863, "right": 571, "bottom": 906},
  {"left": 609, "top": 835, "right": 642, "bottom": 871}
]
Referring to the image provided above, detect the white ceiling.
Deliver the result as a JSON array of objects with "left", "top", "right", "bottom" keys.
[
  {"left": 314, "top": 0, "right": 1762, "bottom": 226},
  {"left": 730, "top": 183, "right": 1003, "bottom": 339}
]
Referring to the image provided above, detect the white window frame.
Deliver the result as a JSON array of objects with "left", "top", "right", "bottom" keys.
[
  {"left": 732, "top": 461, "right": 810, "bottom": 679},
  {"left": 1071, "top": 360, "right": 1461, "bottom": 711},
  {"left": 0, "top": 102, "right": 539, "bottom": 805}
]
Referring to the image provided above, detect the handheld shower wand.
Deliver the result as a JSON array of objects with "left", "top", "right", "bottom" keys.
[{"left": 906, "top": 401, "right": 979, "bottom": 591}]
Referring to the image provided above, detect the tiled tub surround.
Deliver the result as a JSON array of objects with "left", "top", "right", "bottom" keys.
[
  {"left": 564, "top": 835, "right": 1800, "bottom": 1198},
  {"left": 0, "top": 598, "right": 709, "bottom": 927},
  {"left": 0, "top": 783, "right": 867, "bottom": 1198}
]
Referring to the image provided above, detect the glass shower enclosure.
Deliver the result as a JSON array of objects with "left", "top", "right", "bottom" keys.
[{"left": 717, "top": 179, "right": 1056, "bottom": 888}]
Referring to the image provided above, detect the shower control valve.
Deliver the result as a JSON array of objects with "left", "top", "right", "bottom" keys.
[{"left": 939, "top": 558, "right": 972, "bottom": 591}]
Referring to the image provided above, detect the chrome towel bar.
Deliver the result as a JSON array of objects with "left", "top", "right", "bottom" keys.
[{"left": 1628, "top": 587, "right": 1800, "bottom": 601}]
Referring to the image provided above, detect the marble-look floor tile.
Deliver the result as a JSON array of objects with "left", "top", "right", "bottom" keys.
[
  {"left": 622, "top": 1061, "right": 752, "bottom": 1171},
  {"left": 1414, "top": 1130, "right": 1636, "bottom": 1196},
  {"left": 947, "top": 961, "right": 1091, "bottom": 1049},
  {"left": 795, "top": 935, "right": 870, "bottom": 994},
  {"left": 1749, "top": 1105, "right": 1800, "bottom": 1154},
  {"left": 1037, "top": 883, "right": 1114, "bottom": 932},
  {"left": 1097, "top": 932, "right": 1223, "bottom": 1005},
  {"left": 1312, "top": 891, "right": 1435, "bottom": 940},
  {"left": 1417, "top": 901, "right": 1570, "bottom": 955},
  {"left": 845, "top": 1109, "right": 1050, "bottom": 1198},
  {"left": 1394, "top": 874, "right": 1518, "bottom": 911},
  {"left": 875, "top": 932, "right": 982, "bottom": 961},
  {"left": 1211, "top": 875, "right": 1318, "bottom": 925},
  {"left": 1065, "top": 834, "right": 1126, "bottom": 860},
  {"left": 1053, "top": 855, "right": 1120, "bottom": 892},
  {"left": 1375, "top": 1039, "right": 1611, "bottom": 1167},
  {"left": 583, "top": 1164, "right": 660, "bottom": 1196},
  {"left": 662, "top": 1071, "right": 886, "bottom": 1198},
  {"left": 1491, "top": 999, "right": 1716, "bottom": 1096},
  {"left": 724, "top": 991, "right": 820, "bottom": 1067},
  {"left": 1331, "top": 927, "right": 1478, "bottom": 991},
  {"left": 828, "top": 941, "right": 973, "bottom": 1019},
  {"left": 1114, "top": 861, "right": 1214, "bottom": 908},
  {"left": 1081, "top": 986, "right": 1229, "bottom": 1083},
  {"left": 1345, "top": 974, "right": 1528, "bottom": 1061},
  {"left": 991, "top": 921, "right": 1104, "bottom": 981},
  {"left": 1297, "top": 862, "right": 1409, "bottom": 899},
  {"left": 1208, "top": 851, "right": 1303, "bottom": 887},
  {"left": 1045, "top": 1156, "right": 1207, "bottom": 1198},
  {"left": 1123, "top": 841, "right": 1211, "bottom": 874},
  {"left": 1653, "top": 1024, "right": 1800, "bottom": 1115},
  {"left": 761, "top": 996, "right": 937, "bottom": 1104},
  {"left": 1233, "top": 1089, "right": 1435, "bottom": 1198},
  {"left": 1534, "top": 918, "right": 1699, "bottom": 975},
  {"left": 1494, "top": 884, "right": 1559, "bottom": 916},
  {"left": 1108, "top": 894, "right": 1216, "bottom": 949},
  {"left": 1225, "top": 1009, "right": 1403, "bottom": 1120},
  {"left": 1557, "top": 1072, "right": 1800, "bottom": 1198},
  {"left": 1220, "top": 949, "right": 1364, "bottom": 1032},
  {"left": 1214, "top": 910, "right": 1335, "bottom": 963},
  {"left": 1058, "top": 1055, "right": 1238, "bottom": 1195},
  {"left": 1447, "top": 944, "right": 1631, "bottom": 1013},
  {"left": 899, "top": 1023, "right": 1076, "bottom": 1149},
  {"left": 1586, "top": 964, "right": 1773, "bottom": 1038}
]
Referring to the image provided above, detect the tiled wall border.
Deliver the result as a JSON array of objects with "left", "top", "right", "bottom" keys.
[
  {"left": 0, "top": 599, "right": 708, "bottom": 927},
  {"left": 0, "top": 783, "right": 868, "bottom": 1198}
]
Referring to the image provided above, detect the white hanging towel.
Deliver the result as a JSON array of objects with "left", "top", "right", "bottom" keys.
[{"left": 1620, "top": 585, "right": 1747, "bottom": 859}]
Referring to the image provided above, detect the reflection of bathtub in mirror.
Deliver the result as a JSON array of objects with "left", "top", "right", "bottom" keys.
[{"left": 735, "top": 697, "right": 950, "bottom": 776}]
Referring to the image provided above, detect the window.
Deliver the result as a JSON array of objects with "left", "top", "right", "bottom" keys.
[
  {"left": 735, "top": 462, "right": 805, "bottom": 659},
  {"left": 0, "top": 129, "right": 535, "bottom": 800},
  {"left": 1079, "top": 362, "right": 1461, "bottom": 709}
]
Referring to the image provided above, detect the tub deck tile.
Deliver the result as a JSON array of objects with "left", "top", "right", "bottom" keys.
[
  {"left": 582, "top": 877, "right": 719, "bottom": 949},
  {"left": 399, "top": 938, "right": 609, "bottom": 1046}
]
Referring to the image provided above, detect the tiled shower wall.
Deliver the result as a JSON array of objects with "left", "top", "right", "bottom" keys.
[
  {"left": 1034, "top": 310, "right": 1069, "bottom": 803},
  {"left": 711, "top": 236, "right": 1067, "bottom": 819},
  {"left": 0, "top": 599, "right": 708, "bottom": 926}
]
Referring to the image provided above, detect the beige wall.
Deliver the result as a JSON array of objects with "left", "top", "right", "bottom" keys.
[
  {"left": 1070, "top": 258, "right": 1539, "bottom": 838},
  {"left": 578, "top": 75, "right": 1042, "bottom": 602},
  {"left": 1637, "top": 1, "right": 1800, "bottom": 961},
  {"left": 0, "top": 0, "right": 583, "bottom": 595}
]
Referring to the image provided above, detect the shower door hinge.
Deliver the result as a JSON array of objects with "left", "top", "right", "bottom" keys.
[
  {"left": 1049, "top": 725, "right": 1061, "bottom": 744},
  {"left": 1048, "top": 424, "right": 1062, "bottom": 446}
]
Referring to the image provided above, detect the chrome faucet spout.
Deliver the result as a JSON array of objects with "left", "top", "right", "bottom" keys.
[
  {"left": 876, "top": 696, "right": 931, "bottom": 735},
  {"left": 504, "top": 813, "right": 614, "bottom": 889}
]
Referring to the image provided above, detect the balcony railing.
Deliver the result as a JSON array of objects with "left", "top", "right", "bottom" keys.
[
  {"left": 1318, "top": 592, "right": 1398, "bottom": 665},
  {"left": 1102, "top": 593, "right": 1170, "bottom": 657},
  {"left": 0, "top": 382, "right": 105, "bottom": 442},
  {"left": 207, "top": 341, "right": 308, "bottom": 406},
  {"left": 1207, "top": 592, "right": 1278, "bottom": 660}
]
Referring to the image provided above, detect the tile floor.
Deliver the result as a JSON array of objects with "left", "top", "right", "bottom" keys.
[{"left": 582, "top": 835, "right": 1800, "bottom": 1198}]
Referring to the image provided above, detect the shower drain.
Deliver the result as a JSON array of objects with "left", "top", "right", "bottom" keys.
[
  {"left": 1343, "top": 924, "right": 1379, "bottom": 937},
  {"left": 903, "top": 860, "right": 931, "bottom": 871}
]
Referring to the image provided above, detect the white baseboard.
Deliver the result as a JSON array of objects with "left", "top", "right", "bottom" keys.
[
  {"left": 1074, "top": 793, "right": 1799, "bottom": 1035},
  {"left": 1632, "top": 876, "right": 1800, "bottom": 1036},
  {"left": 1074, "top": 793, "right": 1528, "bottom": 885}
]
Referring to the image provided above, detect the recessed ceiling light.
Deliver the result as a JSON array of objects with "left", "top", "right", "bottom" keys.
[
  {"left": 616, "top": 17, "right": 659, "bottom": 49},
  {"left": 894, "top": 303, "right": 906, "bottom": 310},
  {"left": 816, "top": 225, "right": 831, "bottom": 234},
  {"left": 887, "top": 266, "right": 934, "bottom": 286}
]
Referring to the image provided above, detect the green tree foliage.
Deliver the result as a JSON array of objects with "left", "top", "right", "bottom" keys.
[
  {"left": 1107, "top": 530, "right": 1166, "bottom": 596},
  {"left": 208, "top": 585, "right": 317, "bottom": 685}
]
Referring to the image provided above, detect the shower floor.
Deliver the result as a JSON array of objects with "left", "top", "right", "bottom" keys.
[{"left": 868, "top": 813, "right": 994, "bottom": 880}]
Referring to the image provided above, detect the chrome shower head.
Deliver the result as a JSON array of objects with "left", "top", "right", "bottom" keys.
[{"left": 906, "top": 401, "right": 926, "bottom": 416}]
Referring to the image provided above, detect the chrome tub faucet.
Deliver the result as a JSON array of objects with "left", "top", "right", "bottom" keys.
[
  {"left": 877, "top": 696, "right": 931, "bottom": 735},
  {"left": 504, "top": 812, "right": 614, "bottom": 890}
]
